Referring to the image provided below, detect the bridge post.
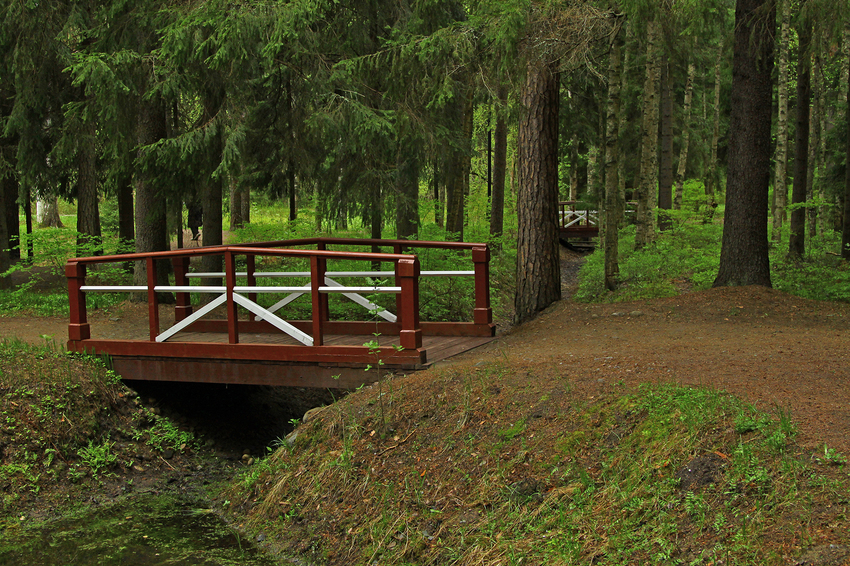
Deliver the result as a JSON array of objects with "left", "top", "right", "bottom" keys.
[
  {"left": 66, "top": 261, "right": 90, "bottom": 342},
  {"left": 172, "top": 256, "right": 192, "bottom": 322},
  {"left": 310, "top": 254, "right": 326, "bottom": 346},
  {"left": 146, "top": 257, "right": 160, "bottom": 341},
  {"left": 397, "top": 257, "right": 422, "bottom": 349},
  {"left": 472, "top": 246, "right": 493, "bottom": 328},
  {"left": 225, "top": 250, "right": 239, "bottom": 344}
]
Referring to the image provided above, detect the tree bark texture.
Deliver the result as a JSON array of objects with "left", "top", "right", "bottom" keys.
[
  {"left": 713, "top": 0, "right": 775, "bottom": 288},
  {"left": 788, "top": 20, "right": 812, "bottom": 259},
  {"left": 0, "top": 171, "right": 10, "bottom": 289},
  {"left": 76, "top": 122, "right": 102, "bottom": 257},
  {"left": 200, "top": 87, "right": 225, "bottom": 286},
  {"left": 395, "top": 131, "right": 419, "bottom": 240},
  {"left": 117, "top": 173, "right": 134, "bottom": 250},
  {"left": 490, "top": 90, "right": 508, "bottom": 243},
  {"left": 657, "top": 53, "right": 674, "bottom": 230},
  {"left": 133, "top": 96, "right": 171, "bottom": 292},
  {"left": 604, "top": 25, "right": 624, "bottom": 291},
  {"left": 806, "top": 51, "right": 821, "bottom": 239},
  {"left": 4, "top": 177, "right": 18, "bottom": 261},
  {"left": 841, "top": 50, "right": 850, "bottom": 260},
  {"left": 705, "top": 41, "right": 724, "bottom": 199},
  {"left": 772, "top": 0, "right": 790, "bottom": 243},
  {"left": 673, "top": 60, "right": 695, "bottom": 211},
  {"left": 514, "top": 61, "right": 561, "bottom": 325},
  {"left": 635, "top": 19, "right": 661, "bottom": 249}
]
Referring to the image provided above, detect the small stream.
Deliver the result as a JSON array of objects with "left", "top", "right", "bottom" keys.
[{"left": 1, "top": 492, "right": 277, "bottom": 566}]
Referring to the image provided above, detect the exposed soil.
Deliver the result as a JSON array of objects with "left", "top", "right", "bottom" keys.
[{"left": 2, "top": 252, "right": 849, "bottom": 457}]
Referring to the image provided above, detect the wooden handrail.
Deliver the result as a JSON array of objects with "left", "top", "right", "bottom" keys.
[{"left": 66, "top": 238, "right": 493, "bottom": 351}]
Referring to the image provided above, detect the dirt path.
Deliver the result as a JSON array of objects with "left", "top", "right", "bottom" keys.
[{"left": 2, "top": 275, "right": 849, "bottom": 456}]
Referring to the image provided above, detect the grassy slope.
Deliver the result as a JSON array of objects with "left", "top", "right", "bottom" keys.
[{"left": 224, "top": 360, "right": 849, "bottom": 566}]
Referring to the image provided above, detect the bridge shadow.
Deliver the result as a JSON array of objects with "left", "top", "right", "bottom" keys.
[{"left": 126, "top": 380, "right": 338, "bottom": 458}]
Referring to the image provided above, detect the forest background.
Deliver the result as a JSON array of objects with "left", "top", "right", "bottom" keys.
[{"left": 1, "top": 0, "right": 850, "bottom": 323}]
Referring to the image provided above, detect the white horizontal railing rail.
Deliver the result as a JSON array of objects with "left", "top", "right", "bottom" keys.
[{"left": 184, "top": 270, "right": 474, "bottom": 278}]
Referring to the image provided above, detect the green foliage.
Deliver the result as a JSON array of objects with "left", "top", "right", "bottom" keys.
[
  {"left": 76, "top": 438, "right": 118, "bottom": 478},
  {"left": 771, "top": 231, "right": 850, "bottom": 302},
  {"left": 575, "top": 222, "right": 722, "bottom": 303},
  {"left": 136, "top": 412, "right": 196, "bottom": 453}
]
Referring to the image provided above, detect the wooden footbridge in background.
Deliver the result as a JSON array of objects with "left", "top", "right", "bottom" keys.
[{"left": 66, "top": 238, "right": 495, "bottom": 389}]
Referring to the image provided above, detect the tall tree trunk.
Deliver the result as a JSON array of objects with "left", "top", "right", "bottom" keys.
[
  {"left": 841, "top": 50, "right": 850, "bottom": 259},
  {"left": 514, "top": 60, "right": 560, "bottom": 325},
  {"left": 604, "top": 22, "right": 624, "bottom": 291},
  {"left": 23, "top": 185, "right": 32, "bottom": 262},
  {"left": 788, "top": 19, "right": 812, "bottom": 260},
  {"left": 658, "top": 52, "right": 674, "bottom": 230},
  {"left": 674, "top": 59, "right": 696, "bottom": 211},
  {"left": 635, "top": 19, "right": 661, "bottom": 249},
  {"left": 807, "top": 50, "right": 822, "bottom": 239},
  {"left": 705, "top": 40, "right": 724, "bottom": 200},
  {"left": 432, "top": 155, "right": 443, "bottom": 228},
  {"left": 0, "top": 171, "right": 10, "bottom": 289},
  {"left": 713, "top": 0, "right": 775, "bottom": 288},
  {"left": 37, "top": 196, "right": 63, "bottom": 228},
  {"left": 230, "top": 175, "right": 243, "bottom": 231},
  {"left": 241, "top": 185, "right": 250, "bottom": 225},
  {"left": 76, "top": 122, "right": 101, "bottom": 257},
  {"left": 117, "top": 173, "right": 134, "bottom": 252},
  {"left": 4, "top": 176, "right": 18, "bottom": 261},
  {"left": 444, "top": 91, "right": 467, "bottom": 241},
  {"left": 133, "top": 96, "right": 171, "bottom": 295},
  {"left": 772, "top": 0, "right": 791, "bottom": 243},
  {"left": 200, "top": 88, "right": 225, "bottom": 286},
  {"left": 287, "top": 164, "right": 296, "bottom": 222},
  {"left": 395, "top": 130, "right": 419, "bottom": 240},
  {"left": 490, "top": 91, "right": 508, "bottom": 244}
]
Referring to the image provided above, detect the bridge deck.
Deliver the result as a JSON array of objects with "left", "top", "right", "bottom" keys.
[{"left": 66, "top": 237, "right": 496, "bottom": 389}]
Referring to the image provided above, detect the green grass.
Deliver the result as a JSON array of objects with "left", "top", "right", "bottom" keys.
[{"left": 223, "top": 376, "right": 849, "bottom": 565}]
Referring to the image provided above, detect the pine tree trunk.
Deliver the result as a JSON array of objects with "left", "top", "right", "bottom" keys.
[
  {"left": 432, "top": 155, "right": 443, "bottom": 228},
  {"left": 37, "top": 196, "right": 63, "bottom": 228},
  {"left": 788, "top": 21, "right": 812, "bottom": 260},
  {"left": 395, "top": 131, "right": 419, "bottom": 240},
  {"left": 230, "top": 176, "right": 243, "bottom": 231},
  {"left": 0, "top": 172, "right": 10, "bottom": 289},
  {"left": 117, "top": 173, "right": 134, "bottom": 251},
  {"left": 807, "top": 50, "right": 821, "bottom": 239},
  {"left": 772, "top": 0, "right": 791, "bottom": 243},
  {"left": 444, "top": 93, "right": 466, "bottom": 241},
  {"left": 287, "top": 164, "right": 296, "bottom": 222},
  {"left": 76, "top": 122, "right": 102, "bottom": 257},
  {"left": 674, "top": 60, "right": 696, "bottom": 210},
  {"left": 4, "top": 177, "right": 18, "bottom": 261},
  {"left": 658, "top": 53, "right": 674, "bottom": 230},
  {"left": 133, "top": 96, "right": 171, "bottom": 295},
  {"left": 635, "top": 19, "right": 661, "bottom": 249},
  {"left": 23, "top": 186, "right": 32, "bottom": 262},
  {"left": 604, "top": 24, "right": 624, "bottom": 291},
  {"left": 705, "top": 41, "right": 724, "bottom": 200},
  {"left": 200, "top": 88, "right": 225, "bottom": 287},
  {"left": 490, "top": 92, "right": 508, "bottom": 243},
  {"left": 514, "top": 60, "right": 561, "bottom": 325},
  {"left": 713, "top": 0, "right": 775, "bottom": 288},
  {"left": 841, "top": 50, "right": 850, "bottom": 259}
]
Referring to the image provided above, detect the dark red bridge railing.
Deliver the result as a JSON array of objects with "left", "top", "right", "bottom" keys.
[{"left": 65, "top": 238, "right": 494, "bottom": 368}]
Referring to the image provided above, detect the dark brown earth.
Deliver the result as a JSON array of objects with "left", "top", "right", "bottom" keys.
[{"left": 2, "top": 257, "right": 849, "bottom": 457}]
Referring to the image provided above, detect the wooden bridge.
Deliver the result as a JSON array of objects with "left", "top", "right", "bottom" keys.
[
  {"left": 66, "top": 238, "right": 495, "bottom": 389},
  {"left": 559, "top": 201, "right": 599, "bottom": 240}
]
